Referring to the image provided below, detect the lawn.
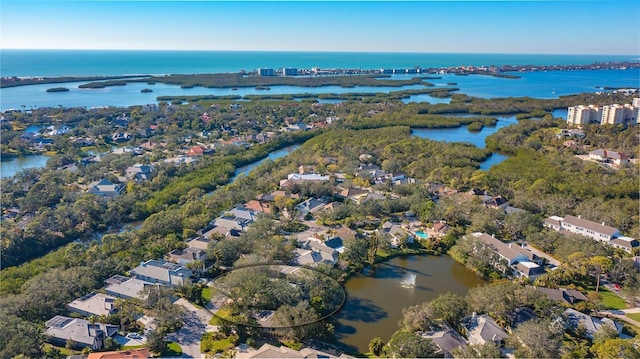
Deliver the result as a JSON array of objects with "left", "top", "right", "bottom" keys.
[
  {"left": 201, "top": 334, "right": 235, "bottom": 353},
  {"left": 626, "top": 312, "right": 640, "bottom": 322},
  {"left": 202, "top": 286, "right": 214, "bottom": 302},
  {"left": 209, "top": 306, "right": 232, "bottom": 325},
  {"left": 592, "top": 290, "right": 627, "bottom": 310},
  {"left": 161, "top": 342, "right": 183, "bottom": 357}
]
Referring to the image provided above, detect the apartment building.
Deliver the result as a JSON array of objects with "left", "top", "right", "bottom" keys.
[{"left": 567, "top": 105, "right": 602, "bottom": 126}]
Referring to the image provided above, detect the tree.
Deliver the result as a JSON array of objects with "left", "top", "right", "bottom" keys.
[
  {"left": 452, "top": 343, "right": 503, "bottom": 358},
  {"left": 506, "top": 320, "right": 561, "bottom": 358},
  {"left": 427, "top": 292, "right": 468, "bottom": 328},
  {"left": 369, "top": 337, "right": 385, "bottom": 356},
  {"left": 590, "top": 337, "right": 640, "bottom": 359},
  {"left": 387, "top": 331, "right": 438, "bottom": 359},
  {"left": 343, "top": 236, "right": 369, "bottom": 269},
  {"left": 590, "top": 256, "right": 613, "bottom": 293},
  {"left": 147, "top": 329, "right": 167, "bottom": 354}
]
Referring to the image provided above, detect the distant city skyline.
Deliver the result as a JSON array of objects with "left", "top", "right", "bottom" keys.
[{"left": 2, "top": 1, "right": 639, "bottom": 55}]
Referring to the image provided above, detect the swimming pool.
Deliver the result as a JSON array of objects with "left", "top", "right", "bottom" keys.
[{"left": 415, "top": 230, "right": 429, "bottom": 239}]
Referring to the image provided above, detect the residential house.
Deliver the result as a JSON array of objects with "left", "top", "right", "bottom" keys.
[
  {"left": 186, "top": 237, "right": 215, "bottom": 251},
  {"left": 104, "top": 275, "right": 150, "bottom": 300},
  {"left": 187, "top": 145, "right": 212, "bottom": 157},
  {"left": 111, "top": 146, "right": 143, "bottom": 155},
  {"left": 236, "top": 343, "right": 351, "bottom": 359},
  {"left": 295, "top": 198, "right": 328, "bottom": 215},
  {"left": 67, "top": 292, "right": 118, "bottom": 317},
  {"left": 167, "top": 247, "right": 207, "bottom": 265},
  {"left": 463, "top": 313, "right": 509, "bottom": 347},
  {"left": 381, "top": 221, "right": 413, "bottom": 248},
  {"left": 563, "top": 308, "right": 623, "bottom": 339},
  {"left": 421, "top": 325, "right": 467, "bottom": 358},
  {"left": 45, "top": 315, "right": 118, "bottom": 351},
  {"left": 214, "top": 207, "right": 257, "bottom": 231},
  {"left": 483, "top": 196, "right": 509, "bottom": 210},
  {"left": 279, "top": 173, "right": 330, "bottom": 189},
  {"left": 295, "top": 238, "right": 339, "bottom": 267},
  {"left": 243, "top": 199, "right": 272, "bottom": 214},
  {"left": 323, "top": 236, "right": 345, "bottom": 253},
  {"left": 432, "top": 221, "right": 450, "bottom": 236},
  {"left": 533, "top": 287, "right": 588, "bottom": 306},
  {"left": 129, "top": 259, "right": 193, "bottom": 288},
  {"left": 125, "top": 164, "right": 153, "bottom": 182},
  {"left": 202, "top": 225, "right": 242, "bottom": 239},
  {"left": 87, "top": 179, "right": 124, "bottom": 198},
  {"left": 589, "top": 149, "right": 630, "bottom": 167},
  {"left": 609, "top": 236, "right": 639, "bottom": 252},
  {"left": 111, "top": 132, "right": 132, "bottom": 142},
  {"left": 338, "top": 187, "right": 370, "bottom": 203}
]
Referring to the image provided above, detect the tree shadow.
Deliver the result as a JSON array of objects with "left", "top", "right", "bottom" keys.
[
  {"left": 334, "top": 297, "right": 388, "bottom": 323},
  {"left": 383, "top": 262, "right": 432, "bottom": 277}
]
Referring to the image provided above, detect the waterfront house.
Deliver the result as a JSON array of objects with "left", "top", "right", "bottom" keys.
[
  {"left": 236, "top": 343, "right": 351, "bottom": 359},
  {"left": 420, "top": 324, "right": 467, "bottom": 358},
  {"left": 67, "top": 292, "right": 118, "bottom": 317},
  {"left": 469, "top": 232, "right": 543, "bottom": 279},
  {"left": 129, "top": 259, "right": 193, "bottom": 288},
  {"left": 462, "top": 313, "right": 509, "bottom": 347},
  {"left": 45, "top": 315, "right": 118, "bottom": 351}
]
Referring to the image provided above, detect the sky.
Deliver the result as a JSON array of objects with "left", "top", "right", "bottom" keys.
[{"left": 1, "top": 1, "right": 639, "bottom": 54}]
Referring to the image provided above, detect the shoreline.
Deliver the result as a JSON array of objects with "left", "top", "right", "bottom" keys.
[{"left": 2, "top": 61, "right": 638, "bottom": 89}]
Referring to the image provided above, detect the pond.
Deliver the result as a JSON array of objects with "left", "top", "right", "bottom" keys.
[
  {"left": 334, "top": 254, "right": 485, "bottom": 354},
  {"left": 230, "top": 144, "right": 301, "bottom": 182},
  {"left": 1, "top": 154, "right": 51, "bottom": 178}
]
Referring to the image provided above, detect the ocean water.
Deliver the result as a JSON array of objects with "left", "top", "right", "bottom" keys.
[{"left": 2, "top": 50, "right": 638, "bottom": 77}]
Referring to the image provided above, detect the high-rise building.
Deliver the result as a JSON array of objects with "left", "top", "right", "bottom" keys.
[
  {"left": 258, "top": 68, "right": 275, "bottom": 76},
  {"left": 601, "top": 104, "right": 639, "bottom": 125},
  {"left": 283, "top": 67, "right": 298, "bottom": 76},
  {"left": 567, "top": 105, "right": 601, "bottom": 126},
  {"left": 632, "top": 97, "right": 640, "bottom": 107},
  {"left": 601, "top": 104, "right": 627, "bottom": 124}
]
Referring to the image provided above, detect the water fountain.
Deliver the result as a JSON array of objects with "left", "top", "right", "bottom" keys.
[{"left": 400, "top": 272, "right": 417, "bottom": 288}]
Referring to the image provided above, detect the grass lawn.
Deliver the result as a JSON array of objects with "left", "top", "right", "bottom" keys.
[
  {"left": 161, "top": 342, "right": 182, "bottom": 357},
  {"left": 210, "top": 306, "right": 232, "bottom": 325},
  {"left": 202, "top": 286, "right": 214, "bottom": 302},
  {"left": 591, "top": 290, "right": 627, "bottom": 310},
  {"left": 44, "top": 344, "right": 79, "bottom": 356},
  {"left": 626, "top": 312, "right": 640, "bottom": 322},
  {"left": 201, "top": 333, "right": 235, "bottom": 353}
]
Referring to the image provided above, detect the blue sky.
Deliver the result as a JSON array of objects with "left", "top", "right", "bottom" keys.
[{"left": 2, "top": 1, "right": 639, "bottom": 54}]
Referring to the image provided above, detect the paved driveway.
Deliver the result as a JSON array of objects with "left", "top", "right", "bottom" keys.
[{"left": 166, "top": 298, "right": 214, "bottom": 358}]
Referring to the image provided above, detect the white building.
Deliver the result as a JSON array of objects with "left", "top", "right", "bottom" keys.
[{"left": 567, "top": 105, "right": 601, "bottom": 126}]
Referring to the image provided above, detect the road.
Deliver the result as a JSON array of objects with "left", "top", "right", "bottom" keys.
[
  {"left": 167, "top": 298, "right": 214, "bottom": 358},
  {"left": 600, "top": 307, "right": 640, "bottom": 328}
]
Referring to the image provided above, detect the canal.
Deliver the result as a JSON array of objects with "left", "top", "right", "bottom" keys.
[{"left": 334, "top": 254, "right": 485, "bottom": 354}]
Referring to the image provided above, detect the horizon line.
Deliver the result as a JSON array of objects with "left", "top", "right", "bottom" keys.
[{"left": 2, "top": 48, "right": 639, "bottom": 56}]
